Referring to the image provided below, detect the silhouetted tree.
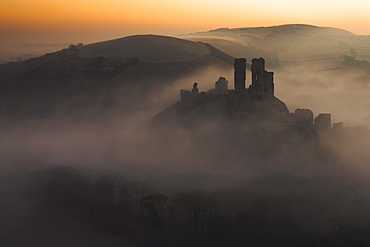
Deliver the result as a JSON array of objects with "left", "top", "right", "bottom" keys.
[
  {"left": 171, "top": 191, "right": 220, "bottom": 245},
  {"left": 130, "top": 181, "right": 155, "bottom": 225},
  {"left": 143, "top": 194, "right": 168, "bottom": 228}
]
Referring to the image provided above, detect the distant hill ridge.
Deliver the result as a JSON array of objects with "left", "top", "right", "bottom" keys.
[
  {"left": 78, "top": 34, "right": 234, "bottom": 63},
  {"left": 181, "top": 24, "right": 368, "bottom": 67},
  {"left": 195, "top": 24, "right": 356, "bottom": 36}
]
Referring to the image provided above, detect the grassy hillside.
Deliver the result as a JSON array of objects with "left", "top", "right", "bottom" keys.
[
  {"left": 79, "top": 34, "right": 213, "bottom": 63},
  {"left": 181, "top": 24, "right": 370, "bottom": 67},
  {"left": 0, "top": 35, "right": 234, "bottom": 121}
]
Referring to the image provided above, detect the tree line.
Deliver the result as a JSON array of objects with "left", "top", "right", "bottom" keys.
[{"left": 29, "top": 166, "right": 367, "bottom": 247}]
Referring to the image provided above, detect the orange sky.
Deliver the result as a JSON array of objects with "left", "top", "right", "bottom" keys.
[{"left": 1, "top": 0, "right": 370, "bottom": 51}]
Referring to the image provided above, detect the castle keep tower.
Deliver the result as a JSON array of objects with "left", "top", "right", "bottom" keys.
[
  {"left": 251, "top": 57, "right": 265, "bottom": 88},
  {"left": 250, "top": 57, "right": 274, "bottom": 99},
  {"left": 234, "top": 58, "right": 247, "bottom": 93}
]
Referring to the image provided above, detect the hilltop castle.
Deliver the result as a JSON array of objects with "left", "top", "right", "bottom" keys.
[
  {"left": 178, "top": 57, "right": 335, "bottom": 131},
  {"left": 181, "top": 57, "right": 276, "bottom": 100}
]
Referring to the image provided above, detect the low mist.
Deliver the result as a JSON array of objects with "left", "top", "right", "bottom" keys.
[
  {"left": 276, "top": 58, "right": 370, "bottom": 126},
  {"left": 1, "top": 59, "right": 370, "bottom": 246},
  {"left": 1, "top": 59, "right": 369, "bottom": 189}
]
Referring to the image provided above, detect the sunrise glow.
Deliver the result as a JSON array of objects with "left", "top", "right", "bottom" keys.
[{"left": 1, "top": 0, "right": 369, "bottom": 50}]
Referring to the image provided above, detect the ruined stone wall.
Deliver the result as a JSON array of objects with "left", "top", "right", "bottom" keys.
[
  {"left": 294, "top": 109, "right": 313, "bottom": 126},
  {"left": 249, "top": 57, "right": 274, "bottom": 99},
  {"left": 192, "top": 82, "right": 199, "bottom": 97},
  {"left": 215, "top": 77, "right": 229, "bottom": 95},
  {"left": 333, "top": 122, "right": 344, "bottom": 130},
  {"left": 315, "top": 113, "right": 331, "bottom": 130},
  {"left": 234, "top": 58, "right": 246, "bottom": 93},
  {"left": 264, "top": 71, "right": 274, "bottom": 97}
]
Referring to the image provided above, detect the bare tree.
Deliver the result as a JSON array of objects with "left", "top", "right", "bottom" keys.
[
  {"left": 130, "top": 181, "right": 155, "bottom": 225},
  {"left": 171, "top": 191, "right": 219, "bottom": 245}
]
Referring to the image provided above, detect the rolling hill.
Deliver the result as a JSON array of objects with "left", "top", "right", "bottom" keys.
[
  {"left": 0, "top": 35, "right": 234, "bottom": 121},
  {"left": 181, "top": 24, "right": 370, "bottom": 67},
  {"left": 79, "top": 34, "right": 213, "bottom": 63},
  {"left": 0, "top": 25, "right": 369, "bottom": 125}
]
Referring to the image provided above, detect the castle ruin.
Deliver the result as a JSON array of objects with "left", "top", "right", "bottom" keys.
[
  {"left": 179, "top": 57, "right": 335, "bottom": 132},
  {"left": 181, "top": 57, "right": 276, "bottom": 99}
]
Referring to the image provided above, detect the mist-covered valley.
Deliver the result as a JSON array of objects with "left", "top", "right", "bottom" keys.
[{"left": 1, "top": 24, "right": 370, "bottom": 246}]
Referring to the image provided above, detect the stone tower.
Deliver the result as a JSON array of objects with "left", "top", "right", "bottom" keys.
[
  {"left": 250, "top": 57, "right": 274, "bottom": 98},
  {"left": 251, "top": 57, "right": 265, "bottom": 96},
  {"left": 264, "top": 71, "right": 274, "bottom": 97},
  {"left": 234, "top": 58, "right": 247, "bottom": 93}
]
